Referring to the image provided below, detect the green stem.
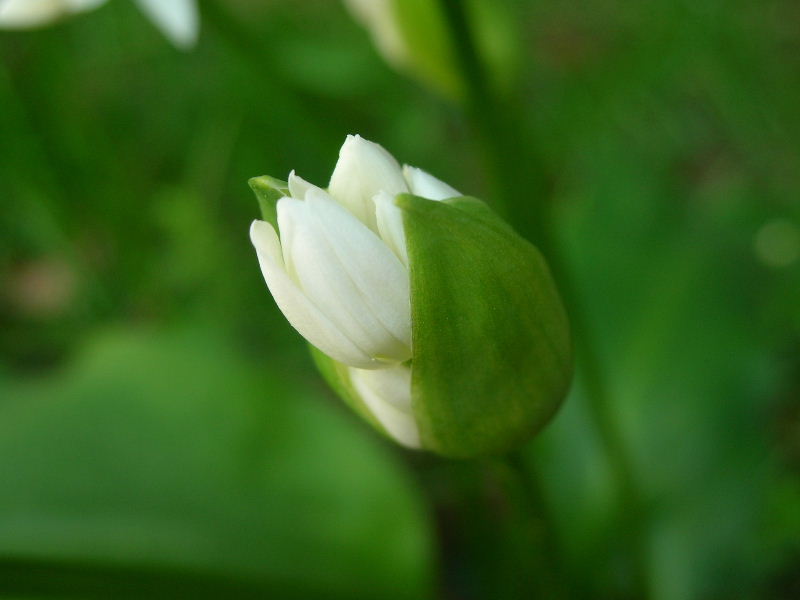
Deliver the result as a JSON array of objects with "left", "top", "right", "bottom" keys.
[
  {"left": 437, "top": 0, "right": 649, "bottom": 596},
  {"left": 576, "top": 317, "right": 650, "bottom": 598},
  {"left": 502, "top": 451, "right": 567, "bottom": 599},
  {"left": 413, "top": 456, "right": 564, "bottom": 600},
  {"left": 435, "top": 0, "right": 529, "bottom": 222}
]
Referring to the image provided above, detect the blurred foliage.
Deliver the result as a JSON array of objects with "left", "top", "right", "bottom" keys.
[
  {"left": 0, "top": 328, "right": 432, "bottom": 598},
  {"left": 0, "top": 0, "right": 798, "bottom": 599}
]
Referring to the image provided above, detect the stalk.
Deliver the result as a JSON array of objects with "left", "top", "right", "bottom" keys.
[{"left": 436, "top": 0, "right": 650, "bottom": 596}]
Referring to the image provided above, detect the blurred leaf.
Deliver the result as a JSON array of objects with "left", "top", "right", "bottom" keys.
[
  {"left": 532, "top": 127, "right": 787, "bottom": 599},
  {"left": 0, "top": 328, "right": 434, "bottom": 599}
]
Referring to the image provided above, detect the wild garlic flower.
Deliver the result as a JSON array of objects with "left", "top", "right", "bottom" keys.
[
  {"left": 250, "top": 135, "right": 571, "bottom": 457},
  {"left": 0, "top": 0, "right": 199, "bottom": 49}
]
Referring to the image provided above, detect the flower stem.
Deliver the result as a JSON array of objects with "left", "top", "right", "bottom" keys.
[
  {"left": 437, "top": 0, "right": 649, "bottom": 596},
  {"left": 501, "top": 451, "right": 567, "bottom": 599},
  {"left": 412, "top": 455, "right": 565, "bottom": 600},
  {"left": 435, "top": 0, "right": 527, "bottom": 222}
]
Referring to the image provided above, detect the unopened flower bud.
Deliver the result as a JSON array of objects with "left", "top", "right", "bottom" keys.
[
  {"left": 250, "top": 135, "right": 571, "bottom": 457},
  {"left": 342, "top": 0, "right": 519, "bottom": 100}
]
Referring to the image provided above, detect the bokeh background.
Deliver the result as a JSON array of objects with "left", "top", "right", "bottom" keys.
[{"left": 1, "top": 1, "right": 798, "bottom": 598}]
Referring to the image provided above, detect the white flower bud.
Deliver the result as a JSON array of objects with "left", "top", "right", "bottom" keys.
[
  {"left": 250, "top": 135, "right": 460, "bottom": 445},
  {"left": 250, "top": 189, "right": 411, "bottom": 370},
  {"left": 250, "top": 135, "right": 571, "bottom": 457},
  {"left": 328, "top": 134, "right": 409, "bottom": 232},
  {"left": 342, "top": 0, "right": 520, "bottom": 101},
  {"left": 131, "top": 0, "right": 198, "bottom": 49},
  {"left": 342, "top": 0, "right": 408, "bottom": 68}
]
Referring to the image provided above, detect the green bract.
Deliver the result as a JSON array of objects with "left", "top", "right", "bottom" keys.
[
  {"left": 311, "top": 195, "right": 572, "bottom": 458},
  {"left": 249, "top": 135, "right": 571, "bottom": 458},
  {"left": 400, "top": 195, "right": 572, "bottom": 457}
]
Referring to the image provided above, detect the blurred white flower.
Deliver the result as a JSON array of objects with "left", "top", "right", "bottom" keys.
[
  {"left": 0, "top": 0, "right": 199, "bottom": 49},
  {"left": 130, "top": 0, "right": 198, "bottom": 49},
  {"left": 0, "top": 0, "right": 104, "bottom": 27},
  {"left": 341, "top": 0, "right": 520, "bottom": 100},
  {"left": 342, "top": 0, "right": 407, "bottom": 68}
]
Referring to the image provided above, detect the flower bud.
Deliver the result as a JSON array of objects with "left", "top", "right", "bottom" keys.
[
  {"left": 342, "top": 0, "right": 520, "bottom": 100},
  {"left": 250, "top": 135, "right": 571, "bottom": 458}
]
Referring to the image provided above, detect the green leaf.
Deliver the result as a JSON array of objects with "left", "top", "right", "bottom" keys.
[
  {"left": 0, "top": 328, "right": 433, "bottom": 599},
  {"left": 399, "top": 195, "right": 572, "bottom": 458}
]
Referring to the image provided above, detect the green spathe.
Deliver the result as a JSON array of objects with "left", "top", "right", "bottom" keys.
[
  {"left": 311, "top": 194, "right": 572, "bottom": 458},
  {"left": 399, "top": 194, "right": 572, "bottom": 458},
  {"left": 249, "top": 175, "right": 288, "bottom": 230}
]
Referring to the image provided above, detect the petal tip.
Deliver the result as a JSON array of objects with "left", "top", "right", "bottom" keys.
[{"left": 249, "top": 219, "right": 275, "bottom": 243}]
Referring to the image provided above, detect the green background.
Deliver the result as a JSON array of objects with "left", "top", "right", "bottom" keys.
[{"left": 1, "top": 0, "right": 798, "bottom": 598}]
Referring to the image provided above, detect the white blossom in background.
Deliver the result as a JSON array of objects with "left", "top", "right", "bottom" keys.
[
  {"left": 342, "top": 0, "right": 408, "bottom": 68},
  {"left": 342, "top": 0, "right": 520, "bottom": 101},
  {"left": 249, "top": 135, "right": 460, "bottom": 448},
  {"left": 0, "top": 0, "right": 199, "bottom": 49},
  {"left": 0, "top": 0, "right": 104, "bottom": 27}
]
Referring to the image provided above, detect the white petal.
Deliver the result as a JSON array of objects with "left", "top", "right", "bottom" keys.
[
  {"left": 305, "top": 190, "right": 411, "bottom": 355},
  {"left": 350, "top": 365, "right": 420, "bottom": 448},
  {"left": 287, "top": 170, "right": 323, "bottom": 200},
  {"left": 328, "top": 134, "right": 408, "bottom": 231},
  {"left": 278, "top": 192, "right": 411, "bottom": 365},
  {"left": 403, "top": 165, "right": 460, "bottom": 200},
  {"left": 0, "top": 0, "right": 105, "bottom": 28},
  {"left": 374, "top": 191, "right": 408, "bottom": 267},
  {"left": 250, "top": 220, "right": 376, "bottom": 368},
  {"left": 135, "top": 0, "right": 198, "bottom": 49}
]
